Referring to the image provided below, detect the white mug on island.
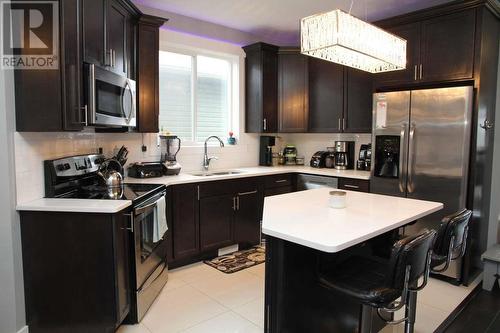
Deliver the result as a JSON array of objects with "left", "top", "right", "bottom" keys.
[{"left": 329, "top": 190, "right": 347, "bottom": 209}]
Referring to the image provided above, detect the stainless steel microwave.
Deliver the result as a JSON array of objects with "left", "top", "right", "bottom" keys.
[{"left": 84, "top": 63, "right": 136, "bottom": 127}]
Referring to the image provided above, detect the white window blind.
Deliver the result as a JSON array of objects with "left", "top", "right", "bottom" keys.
[{"left": 159, "top": 50, "right": 233, "bottom": 143}]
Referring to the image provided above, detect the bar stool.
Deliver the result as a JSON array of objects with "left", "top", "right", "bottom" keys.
[
  {"left": 430, "top": 209, "right": 472, "bottom": 274},
  {"left": 318, "top": 229, "right": 437, "bottom": 333}
]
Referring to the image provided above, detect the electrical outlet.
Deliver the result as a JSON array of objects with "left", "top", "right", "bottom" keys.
[{"left": 142, "top": 145, "right": 147, "bottom": 152}]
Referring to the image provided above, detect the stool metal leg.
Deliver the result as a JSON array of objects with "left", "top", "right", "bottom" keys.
[
  {"left": 360, "top": 304, "right": 373, "bottom": 333},
  {"left": 404, "top": 290, "right": 418, "bottom": 333}
]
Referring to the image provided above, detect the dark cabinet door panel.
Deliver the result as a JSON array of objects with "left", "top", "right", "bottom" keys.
[
  {"left": 278, "top": 52, "right": 309, "bottom": 132},
  {"left": 373, "top": 23, "right": 421, "bottom": 87},
  {"left": 199, "top": 195, "right": 234, "bottom": 251},
  {"left": 82, "top": 0, "right": 105, "bottom": 66},
  {"left": 172, "top": 184, "right": 200, "bottom": 259},
  {"left": 137, "top": 22, "right": 159, "bottom": 132},
  {"left": 420, "top": 10, "right": 476, "bottom": 82},
  {"left": 338, "top": 178, "right": 370, "bottom": 192},
  {"left": 344, "top": 68, "right": 373, "bottom": 133},
  {"left": 234, "top": 191, "right": 263, "bottom": 248},
  {"left": 113, "top": 213, "right": 131, "bottom": 325},
  {"left": 308, "top": 58, "right": 344, "bottom": 133},
  {"left": 106, "top": 0, "right": 129, "bottom": 76}
]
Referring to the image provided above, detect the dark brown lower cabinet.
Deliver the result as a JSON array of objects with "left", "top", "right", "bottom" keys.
[
  {"left": 199, "top": 194, "right": 235, "bottom": 251},
  {"left": 19, "top": 210, "right": 131, "bottom": 333},
  {"left": 338, "top": 178, "right": 370, "bottom": 192},
  {"left": 234, "top": 190, "right": 263, "bottom": 248},
  {"left": 172, "top": 183, "right": 200, "bottom": 260}
]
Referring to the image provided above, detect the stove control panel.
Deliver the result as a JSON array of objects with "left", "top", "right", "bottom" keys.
[{"left": 47, "top": 154, "right": 104, "bottom": 178}]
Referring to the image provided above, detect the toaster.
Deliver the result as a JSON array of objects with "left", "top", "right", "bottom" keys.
[
  {"left": 310, "top": 151, "right": 329, "bottom": 168},
  {"left": 128, "top": 162, "right": 167, "bottom": 178}
]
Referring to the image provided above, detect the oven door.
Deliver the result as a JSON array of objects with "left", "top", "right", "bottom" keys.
[
  {"left": 85, "top": 63, "right": 136, "bottom": 127},
  {"left": 133, "top": 191, "right": 168, "bottom": 289}
]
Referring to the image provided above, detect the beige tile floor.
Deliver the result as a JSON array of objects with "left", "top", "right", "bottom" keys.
[{"left": 118, "top": 262, "right": 480, "bottom": 333}]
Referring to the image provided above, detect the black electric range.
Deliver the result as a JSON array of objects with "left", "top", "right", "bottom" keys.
[{"left": 44, "top": 153, "right": 165, "bottom": 203}]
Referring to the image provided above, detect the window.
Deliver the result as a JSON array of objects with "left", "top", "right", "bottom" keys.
[{"left": 159, "top": 50, "right": 235, "bottom": 143}]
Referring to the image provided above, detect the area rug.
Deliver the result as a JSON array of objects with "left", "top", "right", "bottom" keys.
[{"left": 204, "top": 245, "right": 265, "bottom": 274}]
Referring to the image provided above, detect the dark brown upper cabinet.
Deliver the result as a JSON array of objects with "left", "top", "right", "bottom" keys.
[
  {"left": 82, "top": 0, "right": 106, "bottom": 67},
  {"left": 308, "top": 58, "right": 344, "bottom": 133},
  {"left": 15, "top": 0, "right": 85, "bottom": 132},
  {"left": 308, "top": 58, "right": 373, "bottom": 133},
  {"left": 83, "top": 0, "right": 138, "bottom": 78},
  {"left": 419, "top": 10, "right": 476, "bottom": 82},
  {"left": 373, "top": 23, "right": 421, "bottom": 87},
  {"left": 136, "top": 15, "right": 166, "bottom": 133},
  {"left": 278, "top": 49, "right": 309, "bottom": 132},
  {"left": 344, "top": 68, "right": 373, "bottom": 133},
  {"left": 243, "top": 43, "right": 279, "bottom": 133},
  {"left": 374, "top": 8, "right": 476, "bottom": 88}
]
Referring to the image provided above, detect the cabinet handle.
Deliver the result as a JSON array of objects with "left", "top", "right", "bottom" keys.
[
  {"left": 106, "top": 49, "right": 112, "bottom": 66},
  {"left": 112, "top": 49, "right": 116, "bottom": 68},
  {"left": 80, "top": 105, "right": 88, "bottom": 126},
  {"left": 275, "top": 179, "right": 287, "bottom": 183},
  {"left": 338, "top": 118, "right": 342, "bottom": 131},
  {"left": 236, "top": 196, "right": 240, "bottom": 210},
  {"left": 232, "top": 197, "right": 237, "bottom": 211},
  {"left": 197, "top": 185, "right": 200, "bottom": 201},
  {"left": 263, "top": 118, "right": 267, "bottom": 131},
  {"left": 123, "top": 213, "right": 134, "bottom": 232},
  {"left": 414, "top": 65, "right": 418, "bottom": 81},
  {"left": 343, "top": 184, "right": 360, "bottom": 189},
  {"left": 419, "top": 64, "right": 423, "bottom": 80},
  {"left": 343, "top": 118, "right": 346, "bottom": 131},
  {"left": 238, "top": 190, "right": 258, "bottom": 196}
]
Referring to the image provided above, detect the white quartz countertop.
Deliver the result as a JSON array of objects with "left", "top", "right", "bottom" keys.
[
  {"left": 16, "top": 198, "right": 132, "bottom": 213},
  {"left": 125, "top": 165, "right": 371, "bottom": 186},
  {"left": 16, "top": 166, "right": 370, "bottom": 213},
  {"left": 262, "top": 188, "right": 443, "bottom": 253}
]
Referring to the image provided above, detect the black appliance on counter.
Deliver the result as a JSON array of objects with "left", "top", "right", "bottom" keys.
[
  {"left": 356, "top": 144, "right": 372, "bottom": 171},
  {"left": 44, "top": 154, "right": 169, "bottom": 323},
  {"left": 160, "top": 135, "right": 182, "bottom": 175},
  {"left": 310, "top": 151, "right": 329, "bottom": 168},
  {"left": 259, "top": 136, "right": 276, "bottom": 166},
  {"left": 128, "top": 162, "right": 167, "bottom": 178},
  {"left": 333, "top": 141, "right": 355, "bottom": 170}
]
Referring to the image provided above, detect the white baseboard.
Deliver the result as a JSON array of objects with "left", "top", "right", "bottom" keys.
[{"left": 17, "top": 326, "right": 28, "bottom": 333}]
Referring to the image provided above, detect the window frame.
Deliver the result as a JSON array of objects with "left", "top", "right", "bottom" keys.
[{"left": 158, "top": 45, "right": 239, "bottom": 146}]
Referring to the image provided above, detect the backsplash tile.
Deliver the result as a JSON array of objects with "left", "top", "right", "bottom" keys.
[{"left": 14, "top": 131, "right": 371, "bottom": 204}]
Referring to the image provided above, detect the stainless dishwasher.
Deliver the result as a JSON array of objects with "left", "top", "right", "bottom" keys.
[{"left": 296, "top": 174, "right": 338, "bottom": 191}]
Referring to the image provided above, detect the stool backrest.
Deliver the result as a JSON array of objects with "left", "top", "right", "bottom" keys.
[
  {"left": 434, "top": 209, "right": 472, "bottom": 259},
  {"left": 386, "top": 229, "right": 437, "bottom": 291}
]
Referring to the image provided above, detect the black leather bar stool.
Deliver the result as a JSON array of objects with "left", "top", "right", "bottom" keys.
[
  {"left": 318, "top": 229, "right": 437, "bottom": 333},
  {"left": 431, "top": 209, "right": 472, "bottom": 274}
]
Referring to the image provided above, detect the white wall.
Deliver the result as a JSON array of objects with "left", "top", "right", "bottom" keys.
[{"left": 0, "top": 66, "right": 27, "bottom": 332}]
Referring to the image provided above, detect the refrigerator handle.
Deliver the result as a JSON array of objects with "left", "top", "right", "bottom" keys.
[
  {"left": 399, "top": 124, "right": 407, "bottom": 193},
  {"left": 407, "top": 123, "right": 416, "bottom": 193}
]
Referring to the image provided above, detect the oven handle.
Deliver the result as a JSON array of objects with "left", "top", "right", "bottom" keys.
[
  {"left": 137, "top": 262, "right": 167, "bottom": 293},
  {"left": 87, "top": 64, "right": 96, "bottom": 125},
  {"left": 134, "top": 191, "right": 166, "bottom": 215}
]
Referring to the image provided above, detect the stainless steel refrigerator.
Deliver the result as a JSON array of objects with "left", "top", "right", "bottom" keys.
[{"left": 371, "top": 86, "right": 473, "bottom": 281}]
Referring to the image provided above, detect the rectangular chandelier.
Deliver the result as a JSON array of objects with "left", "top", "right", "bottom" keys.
[{"left": 301, "top": 9, "right": 407, "bottom": 73}]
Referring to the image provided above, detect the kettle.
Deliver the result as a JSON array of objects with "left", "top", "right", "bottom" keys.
[{"left": 98, "top": 159, "right": 123, "bottom": 188}]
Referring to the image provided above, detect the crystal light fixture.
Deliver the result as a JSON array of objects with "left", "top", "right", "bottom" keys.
[{"left": 301, "top": 9, "right": 407, "bottom": 73}]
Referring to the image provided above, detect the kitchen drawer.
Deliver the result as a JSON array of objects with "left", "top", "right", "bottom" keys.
[
  {"left": 338, "top": 178, "right": 370, "bottom": 192},
  {"left": 198, "top": 177, "right": 260, "bottom": 199},
  {"left": 265, "top": 185, "right": 293, "bottom": 197},
  {"left": 265, "top": 174, "right": 293, "bottom": 189}
]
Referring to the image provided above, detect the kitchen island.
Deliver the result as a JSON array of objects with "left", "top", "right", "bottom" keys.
[{"left": 262, "top": 188, "right": 443, "bottom": 333}]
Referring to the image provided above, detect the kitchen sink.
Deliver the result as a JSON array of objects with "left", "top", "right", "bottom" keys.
[{"left": 190, "top": 170, "right": 244, "bottom": 177}]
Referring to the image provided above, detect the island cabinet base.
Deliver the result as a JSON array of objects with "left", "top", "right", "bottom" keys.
[{"left": 265, "top": 235, "right": 394, "bottom": 333}]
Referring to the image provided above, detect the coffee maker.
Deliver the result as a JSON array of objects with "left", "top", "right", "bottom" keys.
[
  {"left": 160, "top": 135, "right": 182, "bottom": 175},
  {"left": 259, "top": 136, "right": 276, "bottom": 166},
  {"left": 356, "top": 144, "right": 372, "bottom": 171},
  {"left": 333, "top": 141, "right": 355, "bottom": 170}
]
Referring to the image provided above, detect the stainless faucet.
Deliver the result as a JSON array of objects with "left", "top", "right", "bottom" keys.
[{"left": 203, "top": 136, "right": 225, "bottom": 171}]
